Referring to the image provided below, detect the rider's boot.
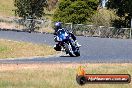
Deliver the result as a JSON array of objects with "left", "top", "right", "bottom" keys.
[{"left": 75, "top": 40, "right": 81, "bottom": 47}]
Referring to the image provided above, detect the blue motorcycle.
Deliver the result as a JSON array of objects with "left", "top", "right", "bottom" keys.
[{"left": 54, "top": 29, "right": 80, "bottom": 57}]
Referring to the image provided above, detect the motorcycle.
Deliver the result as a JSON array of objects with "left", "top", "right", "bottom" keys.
[{"left": 54, "top": 29, "right": 80, "bottom": 57}]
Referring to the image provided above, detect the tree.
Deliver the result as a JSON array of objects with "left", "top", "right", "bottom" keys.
[
  {"left": 91, "top": 8, "right": 118, "bottom": 27},
  {"left": 107, "top": 0, "right": 132, "bottom": 28},
  {"left": 14, "top": 0, "right": 47, "bottom": 32},
  {"left": 53, "top": 0, "right": 99, "bottom": 24},
  {"left": 14, "top": 0, "right": 47, "bottom": 19}
]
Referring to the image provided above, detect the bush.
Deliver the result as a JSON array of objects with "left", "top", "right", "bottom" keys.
[{"left": 53, "top": 0, "right": 99, "bottom": 24}]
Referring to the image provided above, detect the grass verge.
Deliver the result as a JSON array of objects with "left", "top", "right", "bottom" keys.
[
  {"left": 0, "top": 39, "right": 57, "bottom": 59},
  {"left": 0, "top": 63, "right": 131, "bottom": 88}
]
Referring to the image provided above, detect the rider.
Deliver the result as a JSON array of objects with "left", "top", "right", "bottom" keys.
[{"left": 54, "top": 22, "right": 81, "bottom": 50}]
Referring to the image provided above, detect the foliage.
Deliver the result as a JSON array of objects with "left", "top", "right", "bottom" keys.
[
  {"left": 107, "top": 0, "right": 132, "bottom": 28},
  {"left": 53, "top": 0, "right": 99, "bottom": 24},
  {"left": 91, "top": 8, "right": 119, "bottom": 27},
  {"left": 14, "top": 0, "right": 47, "bottom": 32},
  {"left": 14, "top": 0, "right": 47, "bottom": 19}
]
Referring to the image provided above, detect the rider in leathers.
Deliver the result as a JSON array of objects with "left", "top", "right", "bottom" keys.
[{"left": 54, "top": 22, "right": 81, "bottom": 51}]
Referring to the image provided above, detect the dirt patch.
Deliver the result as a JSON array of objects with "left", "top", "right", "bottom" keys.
[{"left": 0, "top": 63, "right": 131, "bottom": 71}]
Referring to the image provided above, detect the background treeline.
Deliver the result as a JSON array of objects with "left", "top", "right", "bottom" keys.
[{"left": 0, "top": 0, "right": 132, "bottom": 28}]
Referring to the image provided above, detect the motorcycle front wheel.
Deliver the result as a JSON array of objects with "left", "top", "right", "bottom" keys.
[
  {"left": 74, "top": 49, "right": 80, "bottom": 57},
  {"left": 64, "top": 43, "right": 75, "bottom": 57}
]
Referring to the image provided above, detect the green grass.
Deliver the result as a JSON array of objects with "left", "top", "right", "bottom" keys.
[
  {"left": 0, "top": 64, "right": 131, "bottom": 88},
  {"left": 0, "top": 45, "right": 9, "bottom": 52}
]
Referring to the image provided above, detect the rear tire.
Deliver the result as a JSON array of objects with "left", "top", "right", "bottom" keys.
[{"left": 54, "top": 44, "right": 61, "bottom": 51}]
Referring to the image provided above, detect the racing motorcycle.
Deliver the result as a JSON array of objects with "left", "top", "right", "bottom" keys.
[{"left": 54, "top": 29, "right": 80, "bottom": 57}]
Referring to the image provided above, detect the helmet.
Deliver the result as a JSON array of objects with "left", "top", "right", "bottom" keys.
[{"left": 54, "top": 22, "right": 62, "bottom": 29}]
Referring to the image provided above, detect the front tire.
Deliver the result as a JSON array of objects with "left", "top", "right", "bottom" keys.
[
  {"left": 74, "top": 50, "right": 80, "bottom": 57},
  {"left": 64, "top": 43, "right": 75, "bottom": 57}
]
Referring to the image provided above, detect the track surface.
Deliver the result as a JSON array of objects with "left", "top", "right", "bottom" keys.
[{"left": 0, "top": 31, "right": 132, "bottom": 63}]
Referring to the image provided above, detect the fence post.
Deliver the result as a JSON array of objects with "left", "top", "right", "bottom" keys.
[
  {"left": 99, "top": 26, "right": 101, "bottom": 37},
  {"left": 71, "top": 23, "right": 73, "bottom": 30},
  {"left": 130, "top": 28, "right": 132, "bottom": 39},
  {"left": 99, "top": 26, "right": 105, "bottom": 37},
  {"left": 41, "top": 20, "right": 44, "bottom": 33},
  {"left": 65, "top": 23, "right": 73, "bottom": 32},
  {"left": 130, "top": 18, "right": 132, "bottom": 39}
]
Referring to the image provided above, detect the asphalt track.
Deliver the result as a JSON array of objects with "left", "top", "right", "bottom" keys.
[{"left": 0, "top": 31, "right": 132, "bottom": 63}]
